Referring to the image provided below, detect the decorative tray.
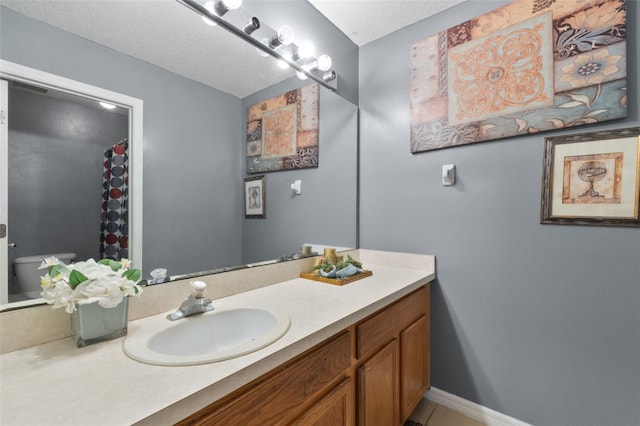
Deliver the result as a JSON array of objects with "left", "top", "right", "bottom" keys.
[{"left": 299, "top": 270, "right": 373, "bottom": 286}]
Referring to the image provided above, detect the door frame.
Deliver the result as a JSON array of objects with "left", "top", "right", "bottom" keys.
[
  {"left": 0, "top": 79, "right": 7, "bottom": 304},
  {"left": 0, "top": 60, "right": 143, "bottom": 309}
]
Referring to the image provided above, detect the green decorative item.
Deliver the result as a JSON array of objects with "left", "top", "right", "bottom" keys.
[{"left": 314, "top": 255, "right": 363, "bottom": 278}]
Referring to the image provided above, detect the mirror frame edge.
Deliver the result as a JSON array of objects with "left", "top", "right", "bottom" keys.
[{"left": 0, "top": 59, "right": 143, "bottom": 311}]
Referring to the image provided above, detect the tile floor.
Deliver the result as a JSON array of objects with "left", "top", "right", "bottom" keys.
[{"left": 406, "top": 398, "right": 486, "bottom": 426}]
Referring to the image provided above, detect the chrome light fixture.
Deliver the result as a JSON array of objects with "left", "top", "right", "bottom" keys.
[
  {"left": 213, "top": 0, "right": 242, "bottom": 16},
  {"left": 176, "top": 0, "right": 338, "bottom": 92},
  {"left": 243, "top": 17, "right": 260, "bottom": 35},
  {"left": 201, "top": 1, "right": 217, "bottom": 25},
  {"left": 201, "top": 0, "right": 240, "bottom": 24},
  {"left": 256, "top": 38, "right": 271, "bottom": 57},
  {"left": 322, "top": 70, "right": 336, "bottom": 82},
  {"left": 268, "top": 25, "right": 294, "bottom": 49}
]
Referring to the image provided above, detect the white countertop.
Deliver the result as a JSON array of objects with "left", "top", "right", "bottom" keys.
[{"left": 0, "top": 251, "right": 434, "bottom": 425}]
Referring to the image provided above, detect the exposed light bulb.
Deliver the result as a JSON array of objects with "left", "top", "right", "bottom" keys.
[
  {"left": 221, "top": 0, "right": 242, "bottom": 9},
  {"left": 278, "top": 25, "right": 294, "bottom": 45},
  {"left": 269, "top": 25, "right": 294, "bottom": 48},
  {"left": 296, "top": 41, "right": 314, "bottom": 59},
  {"left": 317, "top": 54, "right": 332, "bottom": 71}
]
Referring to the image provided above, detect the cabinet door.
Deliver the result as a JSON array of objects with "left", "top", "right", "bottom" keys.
[
  {"left": 291, "top": 378, "right": 354, "bottom": 426},
  {"left": 400, "top": 315, "right": 429, "bottom": 420},
  {"left": 357, "top": 341, "right": 399, "bottom": 426}
]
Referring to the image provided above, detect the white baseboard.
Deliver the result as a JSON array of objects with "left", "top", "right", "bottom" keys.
[{"left": 425, "top": 387, "right": 532, "bottom": 426}]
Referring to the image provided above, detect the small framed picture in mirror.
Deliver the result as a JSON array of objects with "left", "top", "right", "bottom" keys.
[{"left": 244, "top": 175, "right": 266, "bottom": 219}]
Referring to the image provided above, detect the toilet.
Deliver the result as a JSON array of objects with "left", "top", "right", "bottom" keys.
[{"left": 13, "top": 253, "right": 77, "bottom": 299}]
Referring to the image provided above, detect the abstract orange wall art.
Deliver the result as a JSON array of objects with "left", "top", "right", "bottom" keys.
[{"left": 409, "top": 0, "right": 627, "bottom": 152}]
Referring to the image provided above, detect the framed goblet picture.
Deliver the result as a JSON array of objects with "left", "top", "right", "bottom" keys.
[
  {"left": 541, "top": 127, "right": 640, "bottom": 227},
  {"left": 244, "top": 175, "right": 266, "bottom": 219}
]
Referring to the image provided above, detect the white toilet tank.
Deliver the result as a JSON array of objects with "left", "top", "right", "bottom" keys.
[{"left": 13, "top": 253, "right": 77, "bottom": 299}]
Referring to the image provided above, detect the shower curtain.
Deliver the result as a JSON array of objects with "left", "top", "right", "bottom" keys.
[{"left": 99, "top": 140, "right": 129, "bottom": 260}]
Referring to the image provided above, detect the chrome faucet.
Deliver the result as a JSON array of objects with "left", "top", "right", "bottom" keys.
[{"left": 166, "top": 280, "right": 214, "bottom": 321}]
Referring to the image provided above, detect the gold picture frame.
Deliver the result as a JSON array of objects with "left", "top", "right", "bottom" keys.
[{"left": 541, "top": 127, "right": 640, "bottom": 227}]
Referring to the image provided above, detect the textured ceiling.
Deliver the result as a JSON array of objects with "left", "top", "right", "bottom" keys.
[
  {"left": 307, "top": 0, "right": 466, "bottom": 46},
  {"left": 1, "top": 0, "right": 464, "bottom": 98}
]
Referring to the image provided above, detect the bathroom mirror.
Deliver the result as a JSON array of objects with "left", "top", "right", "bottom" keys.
[
  {"left": 0, "top": 0, "right": 358, "bottom": 310},
  {"left": 0, "top": 59, "right": 144, "bottom": 309}
]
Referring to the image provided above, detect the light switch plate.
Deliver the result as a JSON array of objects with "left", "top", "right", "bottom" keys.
[{"left": 442, "top": 164, "right": 456, "bottom": 186}]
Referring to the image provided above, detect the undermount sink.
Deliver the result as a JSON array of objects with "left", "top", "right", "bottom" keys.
[{"left": 123, "top": 307, "right": 291, "bottom": 366}]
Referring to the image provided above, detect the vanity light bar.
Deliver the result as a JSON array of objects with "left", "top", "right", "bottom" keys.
[
  {"left": 243, "top": 17, "right": 260, "bottom": 35},
  {"left": 175, "top": 0, "right": 337, "bottom": 92}
]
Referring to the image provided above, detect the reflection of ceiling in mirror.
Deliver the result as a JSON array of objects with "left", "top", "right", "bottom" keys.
[{"left": 1, "top": 0, "right": 295, "bottom": 98}]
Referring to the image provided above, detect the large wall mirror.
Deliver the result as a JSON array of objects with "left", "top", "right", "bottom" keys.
[{"left": 0, "top": 0, "right": 358, "bottom": 311}]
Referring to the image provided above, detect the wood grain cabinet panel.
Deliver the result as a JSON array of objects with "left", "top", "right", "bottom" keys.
[
  {"left": 400, "top": 315, "right": 429, "bottom": 420},
  {"left": 357, "top": 340, "right": 399, "bottom": 426},
  {"left": 291, "top": 378, "right": 354, "bottom": 425}
]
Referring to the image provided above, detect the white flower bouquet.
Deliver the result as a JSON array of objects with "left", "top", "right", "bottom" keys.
[{"left": 40, "top": 257, "right": 143, "bottom": 314}]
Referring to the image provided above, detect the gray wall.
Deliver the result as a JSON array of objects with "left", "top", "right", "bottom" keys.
[
  {"left": 1, "top": 7, "right": 243, "bottom": 278},
  {"left": 7, "top": 87, "right": 127, "bottom": 293},
  {"left": 359, "top": 1, "right": 639, "bottom": 425},
  {"left": 241, "top": 78, "right": 358, "bottom": 263}
]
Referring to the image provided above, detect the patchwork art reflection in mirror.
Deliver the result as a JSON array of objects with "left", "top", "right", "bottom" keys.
[{"left": 247, "top": 83, "right": 319, "bottom": 173}]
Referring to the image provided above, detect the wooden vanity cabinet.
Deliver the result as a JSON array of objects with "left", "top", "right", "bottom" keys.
[
  {"left": 178, "top": 285, "right": 429, "bottom": 426},
  {"left": 355, "top": 285, "right": 430, "bottom": 425},
  {"left": 178, "top": 332, "right": 352, "bottom": 425}
]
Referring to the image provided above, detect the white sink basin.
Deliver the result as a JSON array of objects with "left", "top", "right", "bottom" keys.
[{"left": 123, "top": 307, "right": 290, "bottom": 366}]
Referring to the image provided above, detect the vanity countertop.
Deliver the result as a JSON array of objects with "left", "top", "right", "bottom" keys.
[{"left": 0, "top": 250, "right": 435, "bottom": 426}]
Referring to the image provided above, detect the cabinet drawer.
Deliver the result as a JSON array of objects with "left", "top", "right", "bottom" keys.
[
  {"left": 290, "top": 378, "right": 354, "bottom": 425},
  {"left": 356, "top": 286, "right": 428, "bottom": 360},
  {"left": 180, "top": 331, "right": 351, "bottom": 425}
]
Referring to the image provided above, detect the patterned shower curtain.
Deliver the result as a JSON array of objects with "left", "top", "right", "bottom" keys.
[{"left": 99, "top": 140, "right": 129, "bottom": 260}]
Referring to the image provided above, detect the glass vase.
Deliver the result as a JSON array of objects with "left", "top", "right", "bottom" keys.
[{"left": 71, "top": 298, "right": 128, "bottom": 347}]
